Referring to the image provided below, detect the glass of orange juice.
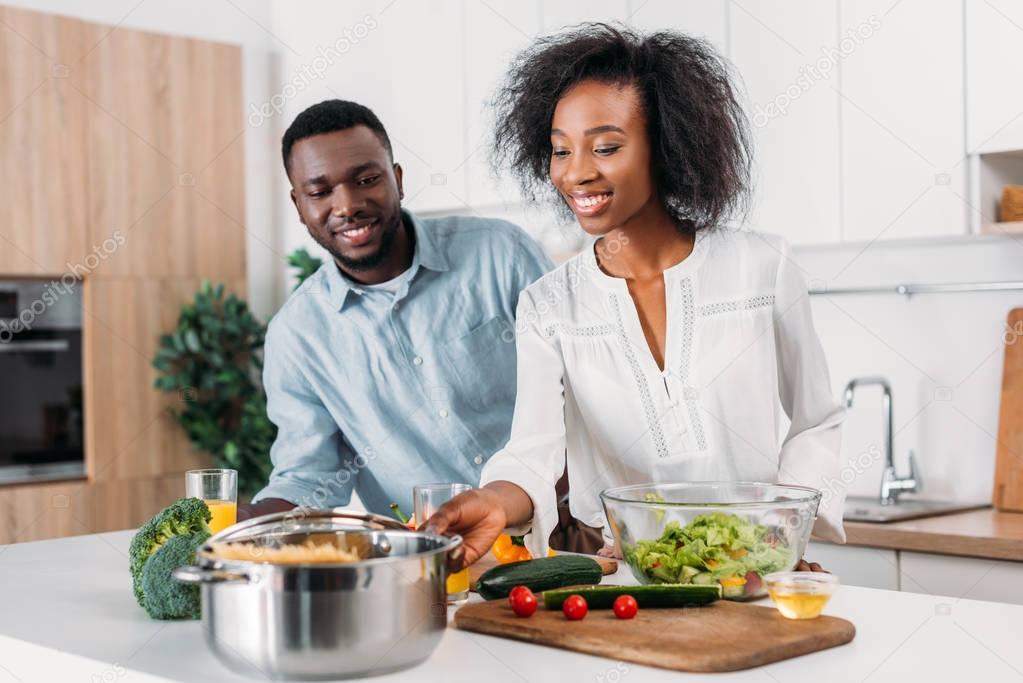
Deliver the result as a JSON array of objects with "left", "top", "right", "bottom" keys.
[
  {"left": 186, "top": 469, "right": 238, "bottom": 534},
  {"left": 414, "top": 482, "right": 472, "bottom": 603}
]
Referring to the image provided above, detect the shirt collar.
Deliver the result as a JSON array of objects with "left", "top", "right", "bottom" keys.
[{"left": 322, "top": 210, "right": 449, "bottom": 311}]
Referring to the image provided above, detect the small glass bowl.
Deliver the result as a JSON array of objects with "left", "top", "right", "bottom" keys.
[{"left": 764, "top": 571, "right": 839, "bottom": 620}]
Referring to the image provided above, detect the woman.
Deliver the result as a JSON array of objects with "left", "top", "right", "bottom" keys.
[{"left": 429, "top": 24, "right": 842, "bottom": 571}]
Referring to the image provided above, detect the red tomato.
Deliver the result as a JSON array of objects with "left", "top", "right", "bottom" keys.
[
  {"left": 613, "top": 595, "right": 638, "bottom": 619},
  {"left": 508, "top": 586, "right": 538, "bottom": 618},
  {"left": 562, "top": 594, "right": 588, "bottom": 621}
]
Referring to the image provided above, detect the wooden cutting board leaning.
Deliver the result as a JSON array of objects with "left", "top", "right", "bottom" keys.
[{"left": 994, "top": 308, "right": 1023, "bottom": 511}]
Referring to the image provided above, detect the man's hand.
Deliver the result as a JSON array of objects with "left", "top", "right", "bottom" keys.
[
  {"left": 422, "top": 487, "right": 509, "bottom": 570},
  {"left": 794, "top": 558, "right": 828, "bottom": 573},
  {"left": 236, "top": 498, "right": 296, "bottom": 522}
]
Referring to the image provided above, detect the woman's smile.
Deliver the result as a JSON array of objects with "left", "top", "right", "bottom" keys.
[{"left": 568, "top": 191, "right": 614, "bottom": 216}]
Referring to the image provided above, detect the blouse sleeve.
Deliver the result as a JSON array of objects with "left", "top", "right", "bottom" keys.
[
  {"left": 772, "top": 238, "right": 848, "bottom": 543},
  {"left": 479, "top": 288, "right": 567, "bottom": 558}
]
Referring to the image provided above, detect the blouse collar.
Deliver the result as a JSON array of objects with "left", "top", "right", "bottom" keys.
[{"left": 581, "top": 229, "right": 711, "bottom": 290}]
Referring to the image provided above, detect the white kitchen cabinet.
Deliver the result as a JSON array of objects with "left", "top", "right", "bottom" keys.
[
  {"left": 806, "top": 541, "right": 900, "bottom": 590},
  {"left": 839, "top": 0, "right": 967, "bottom": 242},
  {"left": 463, "top": 0, "right": 540, "bottom": 208},
  {"left": 541, "top": 0, "right": 628, "bottom": 34},
  {"left": 274, "top": 0, "right": 469, "bottom": 214},
  {"left": 965, "top": 0, "right": 1023, "bottom": 155},
  {"left": 899, "top": 551, "right": 1023, "bottom": 605},
  {"left": 626, "top": 0, "right": 728, "bottom": 54},
  {"left": 374, "top": 0, "right": 468, "bottom": 213},
  {"left": 729, "top": 0, "right": 842, "bottom": 244}
]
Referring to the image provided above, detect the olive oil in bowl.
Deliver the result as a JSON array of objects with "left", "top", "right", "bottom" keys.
[{"left": 764, "top": 572, "right": 839, "bottom": 620}]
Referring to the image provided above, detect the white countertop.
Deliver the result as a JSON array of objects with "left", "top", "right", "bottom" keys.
[{"left": 2, "top": 530, "right": 1022, "bottom": 683}]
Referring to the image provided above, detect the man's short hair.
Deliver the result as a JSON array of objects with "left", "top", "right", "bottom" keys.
[{"left": 281, "top": 99, "right": 393, "bottom": 173}]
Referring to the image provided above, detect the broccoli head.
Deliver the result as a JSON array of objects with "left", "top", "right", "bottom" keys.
[
  {"left": 140, "top": 531, "right": 210, "bottom": 619},
  {"left": 129, "top": 497, "right": 211, "bottom": 607}
]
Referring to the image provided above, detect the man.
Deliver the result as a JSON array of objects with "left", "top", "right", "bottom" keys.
[{"left": 240, "top": 99, "right": 551, "bottom": 522}]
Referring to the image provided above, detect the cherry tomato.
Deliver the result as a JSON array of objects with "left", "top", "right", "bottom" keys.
[
  {"left": 508, "top": 585, "right": 532, "bottom": 603},
  {"left": 562, "top": 594, "right": 588, "bottom": 621},
  {"left": 612, "top": 595, "right": 638, "bottom": 619},
  {"left": 508, "top": 586, "right": 538, "bottom": 618}
]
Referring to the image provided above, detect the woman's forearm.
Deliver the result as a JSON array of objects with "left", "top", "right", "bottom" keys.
[{"left": 482, "top": 480, "right": 534, "bottom": 527}]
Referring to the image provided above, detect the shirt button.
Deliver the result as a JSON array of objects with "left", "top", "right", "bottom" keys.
[
  {"left": 413, "top": 356, "right": 423, "bottom": 366},
  {"left": 438, "top": 409, "right": 449, "bottom": 418},
  {"left": 473, "top": 455, "right": 484, "bottom": 465},
  {"left": 393, "top": 303, "right": 400, "bottom": 311}
]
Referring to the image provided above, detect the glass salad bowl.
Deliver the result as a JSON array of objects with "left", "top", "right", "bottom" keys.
[{"left": 601, "top": 482, "right": 822, "bottom": 601}]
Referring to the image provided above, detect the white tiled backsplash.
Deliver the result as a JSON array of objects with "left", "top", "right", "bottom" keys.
[{"left": 795, "top": 234, "right": 1023, "bottom": 505}]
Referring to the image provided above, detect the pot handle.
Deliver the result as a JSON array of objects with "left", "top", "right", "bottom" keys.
[
  {"left": 442, "top": 533, "right": 465, "bottom": 574},
  {"left": 172, "top": 566, "right": 254, "bottom": 585}
]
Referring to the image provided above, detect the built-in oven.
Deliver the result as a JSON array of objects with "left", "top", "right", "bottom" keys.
[{"left": 0, "top": 279, "right": 85, "bottom": 485}]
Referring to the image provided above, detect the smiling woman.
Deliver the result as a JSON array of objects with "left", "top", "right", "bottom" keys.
[
  {"left": 426, "top": 23, "right": 846, "bottom": 574},
  {"left": 492, "top": 22, "right": 752, "bottom": 233}
]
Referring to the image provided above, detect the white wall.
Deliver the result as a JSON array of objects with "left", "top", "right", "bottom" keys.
[
  {"left": 259, "top": 0, "right": 1022, "bottom": 508},
  {"left": 2, "top": 0, "right": 284, "bottom": 320},
  {"left": 795, "top": 235, "right": 1023, "bottom": 505},
  {"left": 12, "top": 1, "right": 1020, "bottom": 509}
]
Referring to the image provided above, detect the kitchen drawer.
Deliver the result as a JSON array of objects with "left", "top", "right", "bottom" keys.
[
  {"left": 806, "top": 541, "right": 899, "bottom": 591},
  {"left": 899, "top": 551, "right": 1023, "bottom": 605}
]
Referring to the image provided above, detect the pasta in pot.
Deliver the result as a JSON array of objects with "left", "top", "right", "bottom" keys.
[{"left": 207, "top": 539, "right": 361, "bottom": 564}]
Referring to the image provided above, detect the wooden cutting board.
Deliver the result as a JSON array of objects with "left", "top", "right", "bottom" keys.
[
  {"left": 455, "top": 598, "right": 854, "bottom": 673},
  {"left": 468, "top": 554, "right": 618, "bottom": 593},
  {"left": 994, "top": 308, "right": 1023, "bottom": 511}
]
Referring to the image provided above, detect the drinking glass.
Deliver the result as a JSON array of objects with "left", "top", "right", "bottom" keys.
[
  {"left": 413, "top": 482, "right": 472, "bottom": 602},
  {"left": 185, "top": 469, "right": 238, "bottom": 534}
]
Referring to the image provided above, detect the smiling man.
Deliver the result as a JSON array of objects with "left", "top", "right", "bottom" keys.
[{"left": 241, "top": 99, "right": 551, "bottom": 521}]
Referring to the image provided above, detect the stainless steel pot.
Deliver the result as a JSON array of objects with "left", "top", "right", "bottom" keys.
[{"left": 173, "top": 508, "right": 462, "bottom": 680}]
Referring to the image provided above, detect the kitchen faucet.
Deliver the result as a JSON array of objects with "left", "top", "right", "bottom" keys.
[{"left": 843, "top": 377, "right": 921, "bottom": 505}]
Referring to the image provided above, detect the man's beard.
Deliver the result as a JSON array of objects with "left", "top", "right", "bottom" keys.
[{"left": 320, "top": 215, "right": 401, "bottom": 272}]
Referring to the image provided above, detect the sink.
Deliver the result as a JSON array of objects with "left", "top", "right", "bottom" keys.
[{"left": 842, "top": 496, "right": 988, "bottom": 523}]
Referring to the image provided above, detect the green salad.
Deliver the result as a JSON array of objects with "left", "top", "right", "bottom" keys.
[{"left": 624, "top": 511, "right": 793, "bottom": 599}]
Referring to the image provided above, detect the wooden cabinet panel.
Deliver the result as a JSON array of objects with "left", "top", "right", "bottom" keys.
[
  {"left": 76, "top": 24, "right": 246, "bottom": 280},
  {"left": 83, "top": 278, "right": 238, "bottom": 482},
  {"left": 0, "top": 6, "right": 88, "bottom": 274},
  {"left": 0, "top": 472, "right": 189, "bottom": 544}
]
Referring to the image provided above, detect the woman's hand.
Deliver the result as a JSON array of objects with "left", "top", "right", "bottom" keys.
[
  {"left": 596, "top": 544, "right": 623, "bottom": 559},
  {"left": 794, "top": 558, "right": 828, "bottom": 573},
  {"left": 422, "top": 487, "right": 509, "bottom": 570}
]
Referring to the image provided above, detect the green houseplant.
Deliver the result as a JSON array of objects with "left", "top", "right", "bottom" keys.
[{"left": 153, "top": 249, "right": 323, "bottom": 497}]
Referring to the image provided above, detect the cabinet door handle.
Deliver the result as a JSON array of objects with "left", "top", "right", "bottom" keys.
[{"left": 0, "top": 340, "right": 70, "bottom": 353}]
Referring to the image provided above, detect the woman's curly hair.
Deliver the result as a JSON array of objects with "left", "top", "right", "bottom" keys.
[{"left": 492, "top": 23, "right": 752, "bottom": 232}]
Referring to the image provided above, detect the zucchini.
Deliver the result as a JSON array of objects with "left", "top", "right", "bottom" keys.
[
  {"left": 476, "top": 555, "right": 603, "bottom": 600},
  {"left": 541, "top": 583, "right": 721, "bottom": 610}
]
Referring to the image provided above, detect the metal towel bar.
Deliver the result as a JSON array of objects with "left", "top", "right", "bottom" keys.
[{"left": 809, "top": 281, "right": 1023, "bottom": 296}]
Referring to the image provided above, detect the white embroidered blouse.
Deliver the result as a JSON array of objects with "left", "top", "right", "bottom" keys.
[{"left": 480, "top": 228, "right": 847, "bottom": 557}]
